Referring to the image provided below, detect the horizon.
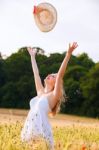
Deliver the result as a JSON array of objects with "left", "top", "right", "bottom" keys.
[{"left": 1, "top": 46, "right": 97, "bottom": 64}]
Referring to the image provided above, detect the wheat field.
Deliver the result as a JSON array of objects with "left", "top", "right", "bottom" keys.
[{"left": 0, "top": 108, "right": 99, "bottom": 150}]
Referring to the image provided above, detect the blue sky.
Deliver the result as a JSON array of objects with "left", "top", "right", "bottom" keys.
[{"left": 0, "top": 0, "right": 99, "bottom": 62}]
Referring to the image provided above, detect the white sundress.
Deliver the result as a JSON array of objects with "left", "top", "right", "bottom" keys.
[{"left": 21, "top": 95, "right": 54, "bottom": 149}]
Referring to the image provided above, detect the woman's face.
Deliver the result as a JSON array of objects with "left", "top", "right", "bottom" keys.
[{"left": 44, "top": 73, "right": 57, "bottom": 88}]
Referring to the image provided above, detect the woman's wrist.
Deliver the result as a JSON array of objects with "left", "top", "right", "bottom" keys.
[
  {"left": 31, "top": 54, "right": 35, "bottom": 58},
  {"left": 31, "top": 55, "right": 36, "bottom": 59},
  {"left": 66, "top": 51, "right": 72, "bottom": 56}
]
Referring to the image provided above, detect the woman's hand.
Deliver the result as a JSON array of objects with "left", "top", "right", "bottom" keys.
[
  {"left": 27, "top": 47, "right": 37, "bottom": 57},
  {"left": 67, "top": 42, "right": 78, "bottom": 55}
]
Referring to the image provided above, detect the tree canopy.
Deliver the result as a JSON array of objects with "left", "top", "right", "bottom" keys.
[{"left": 0, "top": 47, "right": 98, "bottom": 118}]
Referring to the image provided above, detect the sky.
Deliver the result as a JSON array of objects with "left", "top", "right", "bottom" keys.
[{"left": 0, "top": 0, "right": 99, "bottom": 62}]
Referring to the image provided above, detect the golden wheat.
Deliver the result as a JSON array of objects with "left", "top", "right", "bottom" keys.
[{"left": 0, "top": 121, "right": 99, "bottom": 150}]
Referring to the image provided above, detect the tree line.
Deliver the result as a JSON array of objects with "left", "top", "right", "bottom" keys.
[{"left": 0, "top": 48, "right": 99, "bottom": 118}]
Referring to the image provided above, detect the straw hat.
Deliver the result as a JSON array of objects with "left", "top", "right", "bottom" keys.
[{"left": 33, "top": 2, "right": 57, "bottom": 32}]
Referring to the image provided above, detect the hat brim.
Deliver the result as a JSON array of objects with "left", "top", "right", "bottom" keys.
[{"left": 33, "top": 3, "right": 57, "bottom": 32}]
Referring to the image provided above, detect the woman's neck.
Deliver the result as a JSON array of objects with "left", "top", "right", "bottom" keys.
[{"left": 44, "top": 85, "right": 53, "bottom": 93}]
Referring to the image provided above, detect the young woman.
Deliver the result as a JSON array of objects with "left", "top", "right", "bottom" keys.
[{"left": 21, "top": 42, "right": 78, "bottom": 149}]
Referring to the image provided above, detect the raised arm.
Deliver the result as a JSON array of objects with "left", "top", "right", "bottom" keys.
[
  {"left": 27, "top": 47, "right": 44, "bottom": 95},
  {"left": 53, "top": 42, "right": 78, "bottom": 97}
]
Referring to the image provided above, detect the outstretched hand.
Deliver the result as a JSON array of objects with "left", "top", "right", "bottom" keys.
[
  {"left": 27, "top": 47, "right": 37, "bottom": 57},
  {"left": 67, "top": 42, "right": 78, "bottom": 54}
]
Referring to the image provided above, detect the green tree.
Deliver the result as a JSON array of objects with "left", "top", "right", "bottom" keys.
[
  {"left": 80, "top": 63, "right": 99, "bottom": 117},
  {"left": 64, "top": 65, "right": 87, "bottom": 81},
  {"left": 0, "top": 47, "right": 98, "bottom": 119},
  {"left": 77, "top": 53, "right": 95, "bottom": 69},
  {"left": 0, "top": 53, "right": 5, "bottom": 87},
  {"left": 60, "top": 65, "right": 88, "bottom": 114},
  {"left": 0, "top": 82, "right": 19, "bottom": 108}
]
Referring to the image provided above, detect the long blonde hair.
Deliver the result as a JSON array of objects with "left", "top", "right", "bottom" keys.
[{"left": 49, "top": 83, "right": 67, "bottom": 117}]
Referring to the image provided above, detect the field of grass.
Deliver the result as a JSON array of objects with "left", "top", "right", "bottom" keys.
[{"left": 0, "top": 109, "right": 99, "bottom": 150}]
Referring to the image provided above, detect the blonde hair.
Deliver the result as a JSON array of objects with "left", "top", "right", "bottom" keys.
[{"left": 49, "top": 84, "right": 67, "bottom": 117}]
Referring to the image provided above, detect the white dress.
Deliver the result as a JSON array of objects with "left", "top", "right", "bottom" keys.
[{"left": 21, "top": 95, "right": 54, "bottom": 149}]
